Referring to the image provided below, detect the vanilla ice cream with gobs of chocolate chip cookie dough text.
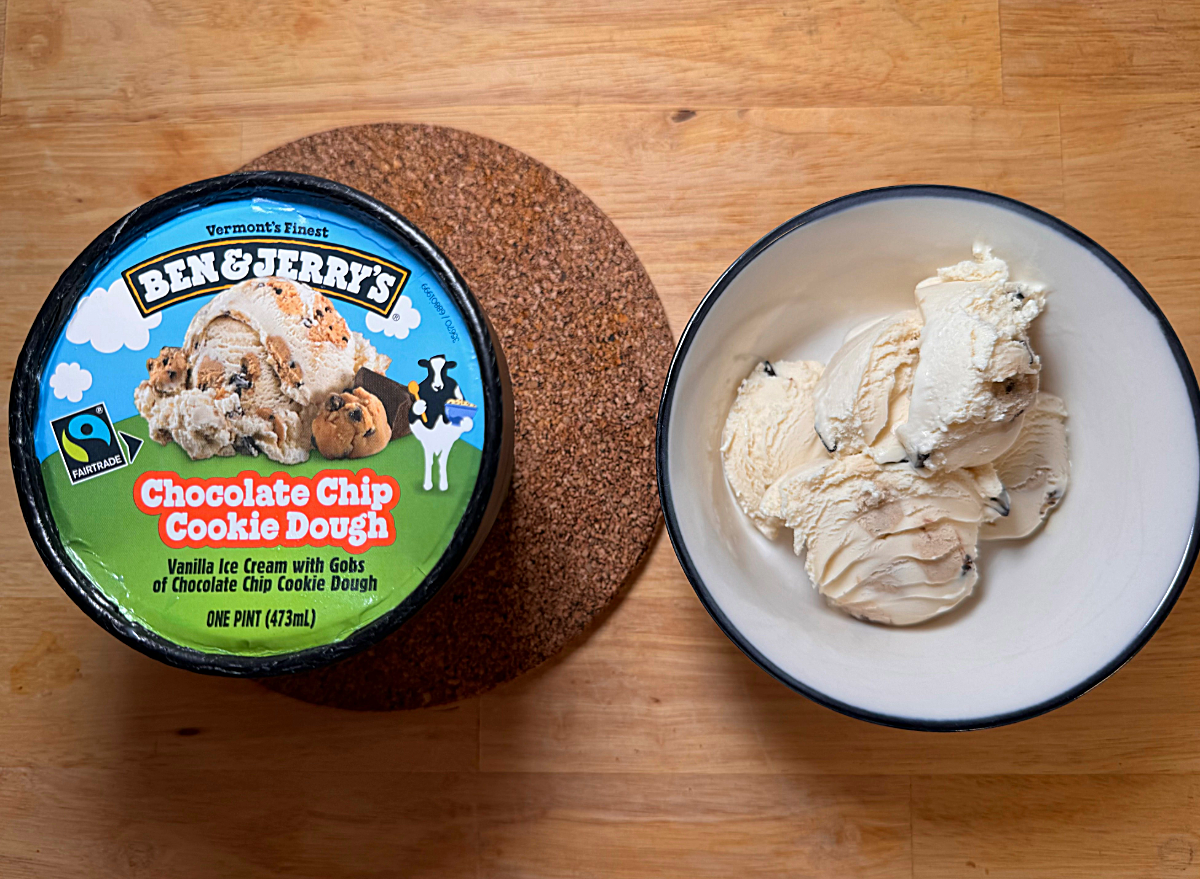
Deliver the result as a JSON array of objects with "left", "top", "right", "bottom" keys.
[{"left": 721, "top": 246, "right": 1070, "bottom": 626}]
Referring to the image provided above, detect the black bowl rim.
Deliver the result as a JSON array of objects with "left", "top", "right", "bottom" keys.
[
  {"left": 10, "top": 170, "right": 509, "bottom": 677},
  {"left": 655, "top": 183, "right": 1200, "bottom": 732}
]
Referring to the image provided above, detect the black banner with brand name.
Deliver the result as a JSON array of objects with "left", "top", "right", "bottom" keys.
[{"left": 121, "top": 237, "right": 412, "bottom": 318}]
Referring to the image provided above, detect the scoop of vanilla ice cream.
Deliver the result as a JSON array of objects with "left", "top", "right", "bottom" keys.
[
  {"left": 136, "top": 276, "right": 391, "bottom": 464},
  {"left": 720, "top": 360, "right": 829, "bottom": 538},
  {"left": 981, "top": 392, "right": 1069, "bottom": 540},
  {"left": 185, "top": 276, "right": 390, "bottom": 411},
  {"left": 760, "top": 454, "right": 1005, "bottom": 625},
  {"left": 813, "top": 310, "right": 921, "bottom": 465},
  {"left": 896, "top": 246, "right": 1045, "bottom": 474}
]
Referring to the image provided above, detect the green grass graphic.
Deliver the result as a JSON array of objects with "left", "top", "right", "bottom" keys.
[{"left": 41, "top": 416, "right": 480, "bottom": 656}]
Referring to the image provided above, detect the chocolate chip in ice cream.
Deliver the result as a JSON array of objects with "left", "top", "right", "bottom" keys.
[{"left": 233, "top": 435, "right": 261, "bottom": 457}]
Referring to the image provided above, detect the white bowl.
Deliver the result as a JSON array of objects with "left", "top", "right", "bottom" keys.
[{"left": 657, "top": 186, "right": 1200, "bottom": 730}]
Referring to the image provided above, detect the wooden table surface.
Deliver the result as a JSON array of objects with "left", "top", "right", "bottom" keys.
[{"left": 3, "top": 2, "right": 1200, "bottom": 876}]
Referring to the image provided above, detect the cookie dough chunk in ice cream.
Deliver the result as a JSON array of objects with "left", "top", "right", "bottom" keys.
[
  {"left": 761, "top": 455, "right": 1005, "bottom": 625},
  {"left": 720, "top": 360, "right": 829, "bottom": 538},
  {"left": 135, "top": 276, "right": 391, "bottom": 464},
  {"left": 896, "top": 246, "right": 1045, "bottom": 473}
]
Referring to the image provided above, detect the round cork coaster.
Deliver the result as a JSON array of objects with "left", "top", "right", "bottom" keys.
[{"left": 239, "top": 124, "right": 670, "bottom": 709}]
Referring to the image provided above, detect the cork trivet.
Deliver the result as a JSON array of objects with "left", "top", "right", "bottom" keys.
[{"left": 240, "top": 124, "right": 670, "bottom": 709}]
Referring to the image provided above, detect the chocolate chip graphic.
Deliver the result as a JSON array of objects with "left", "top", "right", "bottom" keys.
[
  {"left": 327, "top": 395, "right": 344, "bottom": 411},
  {"left": 233, "top": 436, "right": 261, "bottom": 456},
  {"left": 352, "top": 367, "right": 413, "bottom": 440},
  {"left": 348, "top": 408, "right": 363, "bottom": 422}
]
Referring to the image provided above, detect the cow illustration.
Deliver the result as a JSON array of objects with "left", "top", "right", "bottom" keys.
[{"left": 409, "top": 355, "right": 474, "bottom": 491}]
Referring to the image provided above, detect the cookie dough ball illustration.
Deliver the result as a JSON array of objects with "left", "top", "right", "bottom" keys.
[
  {"left": 312, "top": 388, "right": 392, "bottom": 459},
  {"left": 145, "top": 346, "right": 188, "bottom": 394},
  {"left": 134, "top": 276, "right": 391, "bottom": 464}
]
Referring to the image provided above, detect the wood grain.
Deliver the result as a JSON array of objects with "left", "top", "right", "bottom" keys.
[
  {"left": 1002, "top": 0, "right": 1200, "bottom": 99},
  {"left": 913, "top": 775, "right": 1200, "bottom": 878},
  {"left": 1060, "top": 100, "right": 1200, "bottom": 363},
  {"left": 481, "top": 546, "right": 1200, "bottom": 776},
  {"left": 1, "top": 1, "right": 1199, "bottom": 876},
  {"left": 0, "top": 768, "right": 482, "bottom": 878},
  {"left": 478, "top": 773, "right": 912, "bottom": 878},
  {"left": 0, "top": 599, "right": 481, "bottom": 773},
  {"left": 0, "top": 0, "right": 1002, "bottom": 121}
]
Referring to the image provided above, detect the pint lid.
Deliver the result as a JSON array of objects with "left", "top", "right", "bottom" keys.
[{"left": 11, "top": 171, "right": 508, "bottom": 675}]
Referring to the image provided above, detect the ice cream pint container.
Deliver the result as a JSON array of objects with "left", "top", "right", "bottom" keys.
[{"left": 11, "top": 171, "right": 513, "bottom": 675}]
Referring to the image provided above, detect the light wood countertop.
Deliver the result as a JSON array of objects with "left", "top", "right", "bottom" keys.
[{"left": 2, "top": 2, "right": 1199, "bottom": 875}]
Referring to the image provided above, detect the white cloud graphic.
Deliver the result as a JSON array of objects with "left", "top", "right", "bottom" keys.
[
  {"left": 49, "top": 362, "right": 93, "bottom": 403},
  {"left": 66, "top": 278, "right": 161, "bottom": 353},
  {"left": 364, "top": 294, "right": 421, "bottom": 339}
]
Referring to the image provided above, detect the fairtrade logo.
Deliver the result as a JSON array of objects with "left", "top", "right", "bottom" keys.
[
  {"left": 51, "top": 403, "right": 129, "bottom": 485},
  {"left": 59, "top": 413, "right": 110, "bottom": 462}
]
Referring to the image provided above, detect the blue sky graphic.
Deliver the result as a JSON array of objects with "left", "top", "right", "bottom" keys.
[{"left": 35, "top": 197, "right": 486, "bottom": 461}]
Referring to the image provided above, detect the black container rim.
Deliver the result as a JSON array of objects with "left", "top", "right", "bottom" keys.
[
  {"left": 10, "top": 170, "right": 509, "bottom": 677},
  {"left": 656, "top": 183, "right": 1200, "bottom": 732}
]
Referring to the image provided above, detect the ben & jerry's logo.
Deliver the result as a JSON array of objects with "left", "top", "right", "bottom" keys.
[
  {"left": 122, "top": 237, "right": 412, "bottom": 318},
  {"left": 51, "top": 403, "right": 129, "bottom": 485}
]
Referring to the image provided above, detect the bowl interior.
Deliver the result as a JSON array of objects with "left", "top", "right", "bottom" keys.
[{"left": 663, "top": 191, "right": 1200, "bottom": 726}]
